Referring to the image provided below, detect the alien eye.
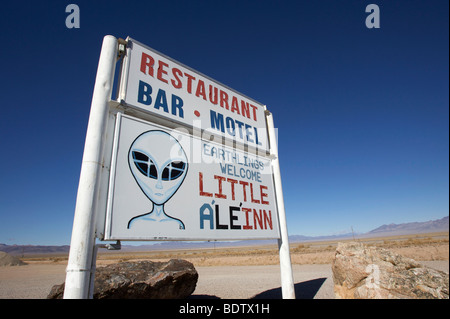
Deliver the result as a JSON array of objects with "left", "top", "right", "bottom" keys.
[
  {"left": 132, "top": 151, "right": 157, "bottom": 179},
  {"left": 161, "top": 161, "right": 186, "bottom": 181}
]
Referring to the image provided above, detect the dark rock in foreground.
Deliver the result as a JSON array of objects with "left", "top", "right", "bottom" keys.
[{"left": 48, "top": 259, "right": 198, "bottom": 299}]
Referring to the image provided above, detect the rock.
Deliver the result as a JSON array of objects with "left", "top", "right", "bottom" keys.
[
  {"left": 0, "top": 251, "right": 26, "bottom": 266},
  {"left": 332, "top": 242, "right": 449, "bottom": 299},
  {"left": 48, "top": 259, "right": 198, "bottom": 299}
]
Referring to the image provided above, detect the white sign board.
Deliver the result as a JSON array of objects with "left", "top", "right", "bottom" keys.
[
  {"left": 120, "top": 38, "right": 269, "bottom": 152},
  {"left": 104, "top": 114, "right": 280, "bottom": 241}
]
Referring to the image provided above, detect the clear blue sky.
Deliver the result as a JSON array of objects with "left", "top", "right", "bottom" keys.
[{"left": 0, "top": 0, "right": 448, "bottom": 245}]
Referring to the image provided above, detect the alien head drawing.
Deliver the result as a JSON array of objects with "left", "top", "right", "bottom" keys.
[{"left": 127, "top": 130, "right": 188, "bottom": 230}]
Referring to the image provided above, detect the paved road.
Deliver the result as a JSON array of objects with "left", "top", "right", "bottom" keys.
[{"left": 192, "top": 264, "right": 334, "bottom": 299}]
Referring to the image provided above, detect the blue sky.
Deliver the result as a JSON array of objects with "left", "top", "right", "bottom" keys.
[{"left": 0, "top": 0, "right": 448, "bottom": 245}]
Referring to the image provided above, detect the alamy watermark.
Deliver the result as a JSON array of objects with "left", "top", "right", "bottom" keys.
[
  {"left": 365, "top": 263, "right": 382, "bottom": 298},
  {"left": 366, "top": 4, "right": 380, "bottom": 29},
  {"left": 65, "top": 4, "right": 80, "bottom": 29},
  {"left": 65, "top": 3, "right": 380, "bottom": 30}
]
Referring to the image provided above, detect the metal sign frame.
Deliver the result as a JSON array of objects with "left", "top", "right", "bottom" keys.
[{"left": 63, "top": 36, "right": 295, "bottom": 299}]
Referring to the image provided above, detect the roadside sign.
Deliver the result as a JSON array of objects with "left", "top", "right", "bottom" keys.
[
  {"left": 119, "top": 38, "right": 269, "bottom": 152},
  {"left": 104, "top": 114, "right": 280, "bottom": 241},
  {"left": 65, "top": 35, "right": 295, "bottom": 299}
]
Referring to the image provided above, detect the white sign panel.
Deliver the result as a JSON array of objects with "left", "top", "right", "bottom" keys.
[
  {"left": 105, "top": 114, "right": 280, "bottom": 240},
  {"left": 121, "top": 38, "right": 269, "bottom": 152}
]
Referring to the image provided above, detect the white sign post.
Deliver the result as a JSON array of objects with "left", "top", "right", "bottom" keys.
[
  {"left": 266, "top": 112, "right": 295, "bottom": 299},
  {"left": 64, "top": 36, "right": 295, "bottom": 299},
  {"left": 64, "top": 35, "right": 118, "bottom": 299}
]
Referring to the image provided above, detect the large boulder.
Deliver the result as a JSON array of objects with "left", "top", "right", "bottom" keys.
[
  {"left": 48, "top": 259, "right": 198, "bottom": 299},
  {"left": 332, "top": 242, "right": 449, "bottom": 299},
  {"left": 0, "top": 251, "right": 26, "bottom": 266}
]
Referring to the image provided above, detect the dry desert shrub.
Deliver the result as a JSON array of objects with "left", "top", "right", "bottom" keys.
[{"left": 391, "top": 244, "right": 449, "bottom": 261}]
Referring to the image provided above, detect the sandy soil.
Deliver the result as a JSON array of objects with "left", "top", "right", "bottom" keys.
[
  {"left": 0, "top": 263, "right": 67, "bottom": 299},
  {"left": 194, "top": 264, "right": 336, "bottom": 299}
]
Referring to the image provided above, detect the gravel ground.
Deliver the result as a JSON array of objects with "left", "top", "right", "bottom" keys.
[
  {"left": 0, "top": 264, "right": 67, "bottom": 299},
  {"left": 193, "top": 264, "right": 334, "bottom": 299},
  {"left": 0, "top": 261, "right": 448, "bottom": 299}
]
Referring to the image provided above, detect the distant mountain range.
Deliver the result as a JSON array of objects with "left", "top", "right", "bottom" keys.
[
  {"left": 1, "top": 216, "right": 448, "bottom": 256},
  {"left": 0, "top": 244, "right": 70, "bottom": 256},
  {"left": 366, "top": 216, "right": 448, "bottom": 236}
]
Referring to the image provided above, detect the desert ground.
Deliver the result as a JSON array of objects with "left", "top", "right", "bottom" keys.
[{"left": 1, "top": 232, "right": 448, "bottom": 299}]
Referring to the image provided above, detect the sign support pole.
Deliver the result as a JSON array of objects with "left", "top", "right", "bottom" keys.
[
  {"left": 63, "top": 35, "right": 118, "bottom": 299},
  {"left": 266, "top": 111, "right": 296, "bottom": 299}
]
